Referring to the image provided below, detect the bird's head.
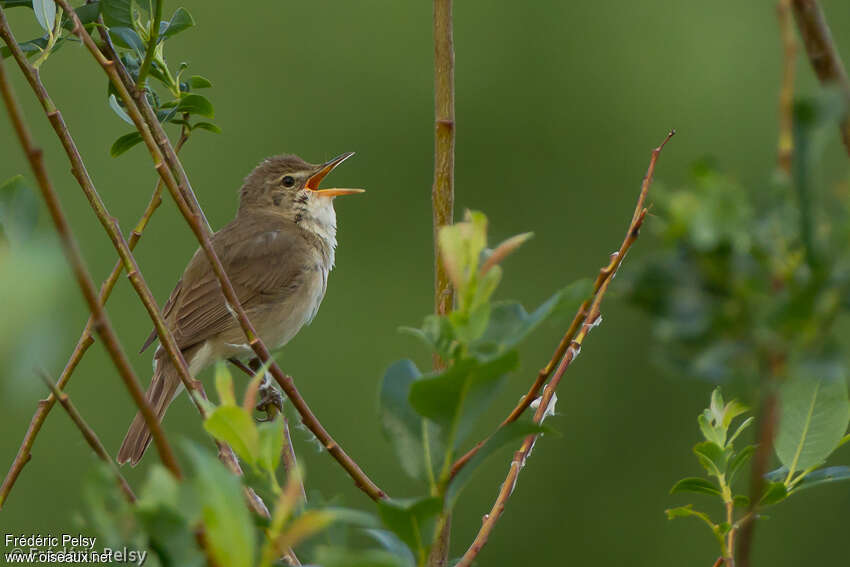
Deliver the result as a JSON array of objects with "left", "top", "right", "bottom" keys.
[{"left": 238, "top": 152, "right": 363, "bottom": 224}]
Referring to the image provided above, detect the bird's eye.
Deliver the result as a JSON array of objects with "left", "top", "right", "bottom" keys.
[{"left": 282, "top": 176, "right": 296, "bottom": 188}]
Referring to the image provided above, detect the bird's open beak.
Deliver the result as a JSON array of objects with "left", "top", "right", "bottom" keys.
[{"left": 306, "top": 152, "right": 365, "bottom": 197}]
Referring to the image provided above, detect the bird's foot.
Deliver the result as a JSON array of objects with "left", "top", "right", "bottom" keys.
[{"left": 255, "top": 376, "right": 284, "bottom": 421}]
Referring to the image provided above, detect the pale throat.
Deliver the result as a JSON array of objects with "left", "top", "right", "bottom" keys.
[{"left": 299, "top": 194, "right": 338, "bottom": 266}]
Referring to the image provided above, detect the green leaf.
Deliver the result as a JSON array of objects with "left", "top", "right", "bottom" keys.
[
  {"left": 192, "top": 121, "right": 221, "bottom": 134},
  {"left": 257, "top": 416, "right": 284, "bottom": 478},
  {"left": 409, "top": 351, "right": 519, "bottom": 447},
  {"left": 1, "top": 1, "right": 36, "bottom": 8},
  {"left": 99, "top": 0, "right": 134, "bottom": 27},
  {"left": 472, "top": 278, "right": 593, "bottom": 356},
  {"left": 727, "top": 445, "right": 755, "bottom": 483},
  {"left": 445, "top": 420, "right": 548, "bottom": 508},
  {"left": 186, "top": 74, "right": 212, "bottom": 89},
  {"left": 0, "top": 175, "right": 38, "bottom": 241},
  {"left": 669, "top": 477, "right": 722, "bottom": 497},
  {"left": 108, "top": 94, "right": 134, "bottom": 125},
  {"left": 774, "top": 364, "right": 850, "bottom": 475},
  {"left": 136, "top": 466, "right": 203, "bottom": 567},
  {"left": 214, "top": 362, "right": 236, "bottom": 406},
  {"left": 32, "top": 0, "right": 56, "bottom": 31},
  {"left": 379, "top": 360, "right": 434, "bottom": 482},
  {"left": 183, "top": 442, "right": 254, "bottom": 567},
  {"left": 313, "top": 547, "right": 410, "bottom": 567},
  {"left": 109, "top": 26, "right": 144, "bottom": 54},
  {"left": 759, "top": 481, "right": 788, "bottom": 506},
  {"left": 71, "top": 2, "right": 101, "bottom": 26},
  {"left": 159, "top": 6, "right": 194, "bottom": 40},
  {"left": 203, "top": 406, "right": 259, "bottom": 465},
  {"left": 376, "top": 497, "right": 442, "bottom": 563},
  {"left": 399, "top": 314, "right": 455, "bottom": 360},
  {"left": 176, "top": 93, "right": 214, "bottom": 118},
  {"left": 109, "top": 131, "right": 143, "bottom": 157},
  {"left": 364, "top": 529, "right": 416, "bottom": 567},
  {"left": 1, "top": 36, "right": 48, "bottom": 60},
  {"left": 727, "top": 416, "right": 754, "bottom": 446},
  {"left": 693, "top": 441, "right": 728, "bottom": 478},
  {"left": 789, "top": 465, "right": 850, "bottom": 492}
]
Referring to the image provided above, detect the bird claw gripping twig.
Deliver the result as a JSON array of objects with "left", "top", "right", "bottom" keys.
[{"left": 255, "top": 374, "right": 284, "bottom": 421}]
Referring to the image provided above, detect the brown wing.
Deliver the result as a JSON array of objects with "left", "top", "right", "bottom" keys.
[
  {"left": 139, "top": 278, "right": 183, "bottom": 353},
  {"left": 145, "top": 220, "right": 317, "bottom": 354}
]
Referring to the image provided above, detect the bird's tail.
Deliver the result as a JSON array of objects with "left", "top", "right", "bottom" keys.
[{"left": 117, "top": 361, "right": 182, "bottom": 466}]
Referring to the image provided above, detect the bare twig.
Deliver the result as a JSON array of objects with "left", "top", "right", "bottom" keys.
[
  {"left": 432, "top": 0, "right": 456, "bottom": 329},
  {"left": 455, "top": 131, "right": 674, "bottom": 566},
  {"left": 429, "top": 1, "right": 456, "bottom": 561},
  {"left": 778, "top": 0, "right": 797, "bottom": 174},
  {"left": 735, "top": 365, "right": 781, "bottom": 567},
  {"left": 0, "top": 132, "right": 185, "bottom": 507},
  {"left": 452, "top": 130, "right": 676, "bottom": 480},
  {"left": 790, "top": 0, "right": 850, "bottom": 157},
  {"left": 0, "top": 52, "right": 181, "bottom": 480},
  {"left": 57, "top": 1, "right": 387, "bottom": 502},
  {"left": 0, "top": 8, "right": 274, "bottom": 518},
  {"left": 38, "top": 370, "right": 136, "bottom": 503}
]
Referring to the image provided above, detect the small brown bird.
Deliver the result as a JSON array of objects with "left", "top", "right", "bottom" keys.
[{"left": 117, "top": 152, "right": 363, "bottom": 465}]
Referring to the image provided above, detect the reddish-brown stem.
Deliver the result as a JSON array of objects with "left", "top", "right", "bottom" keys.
[
  {"left": 432, "top": 0, "right": 456, "bottom": 328},
  {"left": 790, "top": 0, "right": 850, "bottom": 158},
  {"left": 0, "top": 132, "right": 185, "bottom": 508},
  {"left": 57, "top": 0, "right": 387, "bottom": 502},
  {"left": 451, "top": 130, "right": 675, "bottom": 481},
  {"left": 455, "top": 131, "right": 674, "bottom": 566},
  {"left": 777, "top": 0, "right": 797, "bottom": 174},
  {"left": 39, "top": 371, "right": 136, "bottom": 503},
  {"left": 0, "top": 52, "right": 181, "bottom": 481}
]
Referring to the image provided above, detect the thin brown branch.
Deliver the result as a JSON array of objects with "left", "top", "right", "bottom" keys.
[
  {"left": 0, "top": 132, "right": 184, "bottom": 508},
  {"left": 790, "top": 0, "right": 850, "bottom": 158},
  {"left": 777, "top": 0, "right": 797, "bottom": 174},
  {"left": 0, "top": 51, "right": 181, "bottom": 481},
  {"left": 0, "top": 10, "right": 274, "bottom": 516},
  {"left": 735, "top": 365, "right": 781, "bottom": 567},
  {"left": 455, "top": 131, "right": 674, "bottom": 566},
  {"left": 57, "top": 1, "right": 387, "bottom": 502},
  {"left": 38, "top": 370, "right": 136, "bottom": 503},
  {"left": 451, "top": 130, "right": 676, "bottom": 481},
  {"left": 430, "top": 1, "right": 456, "bottom": 561},
  {"left": 432, "top": 0, "right": 455, "bottom": 329}
]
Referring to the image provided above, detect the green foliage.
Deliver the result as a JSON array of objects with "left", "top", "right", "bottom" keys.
[
  {"left": 376, "top": 497, "right": 442, "bottom": 567},
  {"left": 98, "top": 0, "right": 220, "bottom": 154},
  {"left": 669, "top": 386, "right": 850, "bottom": 560},
  {"left": 774, "top": 358, "right": 850, "bottom": 477}
]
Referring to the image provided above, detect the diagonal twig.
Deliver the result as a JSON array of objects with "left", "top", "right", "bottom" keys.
[
  {"left": 56, "top": 1, "right": 387, "bottom": 502},
  {"left": 455, "top": 130, "right": 674, "bottom": 566},
  {"left": 38, "top": 370, "right": 136, "bottom": 503},
  {"left": 0, "top": 51, "right": 181, "bottom": 480},
  {"left": 790, "top": 0, "right": 850, "bottom": 158},
  {"left": 0, "top": 130, "right": 186, "bottom": 508},
  {"left": 451, "top": 130, "right": 676, "bottom": 480},
  {"left": 0, "top": 10, "right": 268, "bottom": 517}
]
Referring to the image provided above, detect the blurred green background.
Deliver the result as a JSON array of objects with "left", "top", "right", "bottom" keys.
[{"left": 2, "top": 0, "right": 850, "bottom": 564}]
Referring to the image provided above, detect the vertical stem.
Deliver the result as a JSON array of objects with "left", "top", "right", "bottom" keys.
[
  {"left": 777, "top": 0, "right": 797, "bottom": 174},
  {"left": 136, "top": 0, "right": 163, "bottom": 88},
  {"left": 430, "top": 1, "right": 455, "bottom": 564},
  {"left": 790, "top": 0, "right": 850, "bottom": 158},
  {"left": 432, "top": 0, "right": 456, "bottom": 333}
]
